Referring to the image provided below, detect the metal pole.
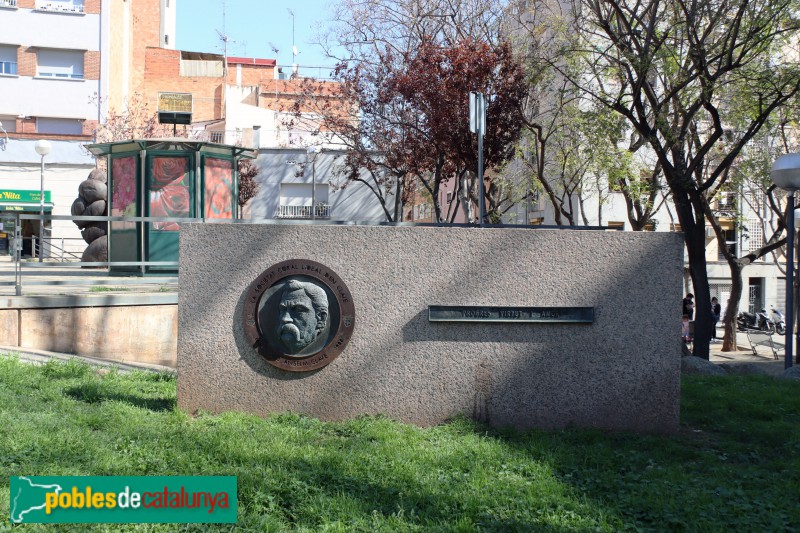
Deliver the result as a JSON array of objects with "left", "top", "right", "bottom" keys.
[
  {"left": 140, "top": 149, "right": 146, "bottom": 276},
  {"left": 786, "top": 216, "right": 800, "bottom": 368},
  {"left": 478, "top": 127, "right": 485, "bottom": 227},
  {"left": 14, "top": 213, "right": 21, "bottom": 296},
  {"left": 39, "top": 154, "right": 45, "bottom": 262},
  {"left": 785, "top": 191, "right": 794, "bottom": 369},
  {"left": 311, "top": 154, "right": 316, "bottom": 220}
]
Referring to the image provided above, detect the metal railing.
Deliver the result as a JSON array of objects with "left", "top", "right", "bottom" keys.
[
  {"left": 191, "top": 130, "right": 242, "bottom": 145},
  {"left": 276, "top": 204, "right": 331, "bottom": 219},
  {"left": 32, "top": 236, "right": 84, "bottom": 261},
  {"left": 35, "top": 0, "right": 84, "bottom": 13},
  {"left": 0, "top": 0, "right": 17, "bottom": 7},
  {"left": 5, "top": 213, "right": 188, "bottom": 296}
]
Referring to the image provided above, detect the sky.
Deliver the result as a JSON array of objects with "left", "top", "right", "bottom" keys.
[{"left": 176, "top": 0, "right": 342, "bottom": 75}]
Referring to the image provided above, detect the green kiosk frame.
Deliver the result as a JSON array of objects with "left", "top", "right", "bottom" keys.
[{"left": 85, "top": 139, "right": 257, "bottom": 275}]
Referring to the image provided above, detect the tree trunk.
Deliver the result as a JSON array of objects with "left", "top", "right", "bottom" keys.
[
  {"left": 721, "top": 262, "right": 743, "bottom": 352},
  {"left": 674, "top": 195, "right": 711, "bottom": 359},
  {"left": 461, "top": 175, "right": 475, "bottom": 222}
]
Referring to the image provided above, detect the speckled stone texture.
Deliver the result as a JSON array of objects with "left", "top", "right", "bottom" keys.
[{"left": 178, "top": 224, "right": 684, "bottom": 433}]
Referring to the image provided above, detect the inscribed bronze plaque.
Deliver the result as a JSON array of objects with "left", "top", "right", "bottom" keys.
[
  {"left": 428, "top": 306, "right": 594, "bottom": 323},
  {"left": 243, "top": 259, "right": 355, "bottom": 372}
]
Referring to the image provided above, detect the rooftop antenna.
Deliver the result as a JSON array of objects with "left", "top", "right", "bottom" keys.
[
  {"left": 287, "top": 8, "right": 299, "bottom": 76},
  {"left": 216, "top": 0, "right": 232, "bottom": 120}
]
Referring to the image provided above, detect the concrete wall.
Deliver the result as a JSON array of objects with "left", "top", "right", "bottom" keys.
[
  {"left": 1, "top": 298, "right": 177, "bottom": 367},
  {"left": 178, "top": 224, "right": 684, "bottom": 433},
  {"left": 0, "top": 309, "right": 18, "bottom": 346},
  {"left": 1, "top": 9, "right": 101, "bottom": 51}
]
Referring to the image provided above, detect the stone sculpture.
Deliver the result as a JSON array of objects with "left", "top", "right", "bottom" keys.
[{"left": 71, "top": 168, "right": 108, "bottom": 263}]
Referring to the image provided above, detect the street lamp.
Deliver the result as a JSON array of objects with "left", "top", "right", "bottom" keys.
[
  {"left": 34, "top": 139, "right": 51, "bottom": 263},
  {"left": 307, "top": 145, "right": 321, "bottom": 220},
  {"left": 771, "top": 153, "right": 800, "bottom": 368}
]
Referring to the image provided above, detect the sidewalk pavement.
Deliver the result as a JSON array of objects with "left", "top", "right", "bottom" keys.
[
  {"left": 0, "top": 257, "right": 177, "bottom": 297},
  {"left": 0, "top": 345, "right": 174, "bottom": 374},
  {"left": 707, "top": 331, "right": 789, "bottom": 376}
]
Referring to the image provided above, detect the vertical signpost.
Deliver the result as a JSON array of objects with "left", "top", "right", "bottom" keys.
[{"left": 469, "top": 92, "right": 486, "bottom": 227}]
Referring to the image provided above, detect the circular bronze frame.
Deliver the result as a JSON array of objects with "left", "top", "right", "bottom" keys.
[{"left": 243, "top": 259, "right": 355, "bottom": 372}]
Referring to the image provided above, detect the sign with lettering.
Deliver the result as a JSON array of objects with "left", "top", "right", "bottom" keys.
[
  {"left": 242, "top": 259, "right": 355, "bottom": 372},
  {"left": 0, "top": 190, "right": 52, "bottom": 203},
  {"left": 428, "top": 306, "right": 594, "bottom": 323},
  {"left": 157, "top": 93, "right": 193, "bottom": 114}
]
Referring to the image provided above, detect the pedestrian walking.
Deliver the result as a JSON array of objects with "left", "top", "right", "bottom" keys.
[
  {"left": 711, "top": 297, "right": 721, "bottom": 341},
  {"left": 682, "top": 293, "right": 694, "bottom": 320}
]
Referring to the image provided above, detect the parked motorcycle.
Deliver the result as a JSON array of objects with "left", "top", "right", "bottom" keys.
[
  {"left": 736, "top": 309, "right": 776, "bottom": 334},
  {"left": 770, "top": 306, "right": 787, "bottom": 336}
]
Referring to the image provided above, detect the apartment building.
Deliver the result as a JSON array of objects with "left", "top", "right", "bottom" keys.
[
  {"left": 0, "top": 0, "right": 175, "bottom": 257},
  {"left": 137, "top": 46, "right": 376, "bottom": 221}
]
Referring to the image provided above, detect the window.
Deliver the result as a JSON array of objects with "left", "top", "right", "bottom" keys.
[
  {"left": 37, "top": 49, "right": 84, "bottom": 79},
  {"left": 0, "top": 45, "right": 17, "bottom": 75},
  {"left": 277, "top": 183, "right": 330, "bottom": 218},
  {"left": 37, "top": 117, "right": 82, "bottom": 135},
  {"left": 0, "top": 115, "right": 16, "bottom": 133},
  {"left": 717, "top": 221, "right": 737, "bottom": 260},
  {"left": 747, "top": 219, "right": 764, "bottom": 254},
  {"left": 607, "top": 221, "right": 625, "bottom": 230},
  {"left": 530, "top": 190, "right": 542, "bottom": 211},
  {"left": 445, "top": 191, "right": 453, "bottom": 204}
]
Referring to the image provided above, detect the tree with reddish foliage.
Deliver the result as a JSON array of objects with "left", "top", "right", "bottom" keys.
[
  {"left": 237, "top": 158, "right": 259, "bottom": 208},
  {"left": 290, "top": 37, "right": 527, "bottom": 222}
]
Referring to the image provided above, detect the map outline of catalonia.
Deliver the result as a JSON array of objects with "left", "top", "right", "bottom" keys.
[{"left": 10, "top": 476, "right": 63, "bottom": 523}]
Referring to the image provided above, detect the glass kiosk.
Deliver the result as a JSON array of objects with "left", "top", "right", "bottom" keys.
[{"left": 85, "top": 139, "right": 257, "bottom": 274}]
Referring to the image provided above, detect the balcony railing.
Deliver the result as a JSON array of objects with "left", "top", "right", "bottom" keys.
[
  {"left": 36, "top": 0, "right": 84, "bottom": 13},
  {"left": 191, "top": 130, "right": 242, "bottom": 145},
  {"left": 37, "top": 71, "right": 84, "bottom": 79},
  {"left": 0, "top": 0, "right": 17, "bottom": 8},
  {"left": 276, "top": 204, "right": 331, "bottom": 219}
]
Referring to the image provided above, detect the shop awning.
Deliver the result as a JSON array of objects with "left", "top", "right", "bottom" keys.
[{"left": 0, "top": 203, "right": 54, "bottom": 213}]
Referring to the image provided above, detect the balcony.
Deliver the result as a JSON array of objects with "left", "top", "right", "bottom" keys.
[
  {"left": 714, "top": 192, "right": 737, "bottom": 215},
  {"left": 35, "top": 0, "right": 85, "bottom": 13},
  {"left": 276, "top": 204, "right": 331, "bottom": 219},
  {"left": 191, "top": 129, "right": 243, "bottom": 145},
  {"left": 0, "top": 0, "right": 17, "bottom": 8}
]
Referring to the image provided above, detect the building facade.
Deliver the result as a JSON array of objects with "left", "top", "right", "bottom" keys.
[{"left": 0, "top": 0, "right": 175, "bottom": 257}]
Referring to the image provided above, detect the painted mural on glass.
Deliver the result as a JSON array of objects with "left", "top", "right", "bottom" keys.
[
  {"left": 204, "top": 158, "right": 233, "bottom": 219},
  {"left": 150, "top": 157, "right": 190, "bottom": 231},
  {"left": 112, "top": 156, "right": 137, "bottom": 217}
]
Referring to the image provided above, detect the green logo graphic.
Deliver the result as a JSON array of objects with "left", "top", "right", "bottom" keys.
[{"left": 10, "top": 476, "right": 237, "bottom": 524}]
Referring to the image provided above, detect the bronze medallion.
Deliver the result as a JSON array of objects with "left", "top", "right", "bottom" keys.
[{"left": 243, "top": 259, "right": 355, "bottom": 372}]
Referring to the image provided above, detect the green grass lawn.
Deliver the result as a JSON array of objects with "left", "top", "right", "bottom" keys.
[{"left": 0, "top": 356, "right": 798, "bottom": 532}]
